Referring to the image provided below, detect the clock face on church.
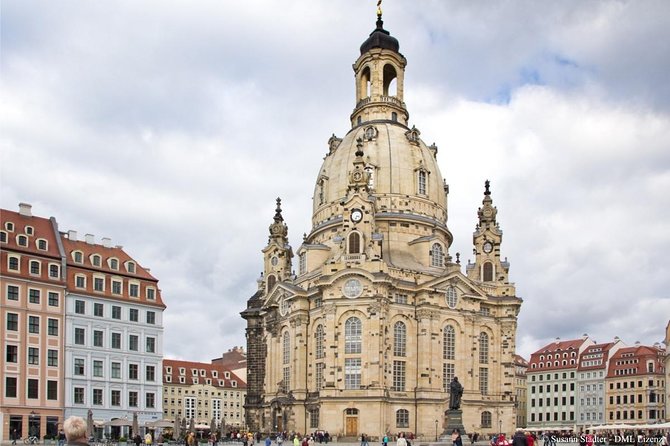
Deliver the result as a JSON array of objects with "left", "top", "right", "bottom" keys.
[
  {"left": 351, "top": 209, "right": 363, "bottom": 223},
  {"left": 483, "top": 242, "right": 493, "bottom": 254}
]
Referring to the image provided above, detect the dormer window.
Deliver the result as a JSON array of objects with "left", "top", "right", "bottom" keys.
[
  {"left": 200, "top": 369, "right": 206, "bottom": 377},
  {"left": 0, "top": 231, "right": 7, "bottom": 243},
  {"left": 108, "top": 258, "right": 119, "bottom": 270},
  {"left": 5, "top": 222, "right": 14, "bottom": 232},
  {"left": 17, "top": 235, "right": 28, "bottom": 247},
  {"left": 37, "top": 239, "right": 48, "bottom": 250},
  {"left": 126, "top": 261, "right": 136, "bottom": 273},
  {"left": 179, "top": 368, "right": 185, "bottom": 375},
  {"left": 224, "top": 372, "right": 230, "bottom": 379},
  {"left": 218, "top": 380, "right": 224, "bottom": 386},
  {"left": 212, "top": 371, "right": 218, "bottom": 378},
  {"left": 179, "top": 376, "right": 185, "bottom": 384},
  {"left": 166, "top": 376, "right": 172, "bottom": 383},
  {"left": 192, "top": 369, "right": 198, "bottom": 376},
  {"left": 91, "top": 254, "right": 102, "bottom": 267},
  {"left": 73, "top": 251, "right": 83, "bottom": 264},
  {"left": 25, "top": 226, "right": 34, "bottom": 236},
  {"left": 231, "top": 381, "right": 237, "bottom": 387},
  {"left": 166, "top": 366, "right": 172, "bottom": 374},
  {"left": 146, "top": 287, "right": 156, "bottom": 300}
]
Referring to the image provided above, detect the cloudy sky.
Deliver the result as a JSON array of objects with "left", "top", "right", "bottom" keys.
[{"left": 2, "top": 1, "right": 669, "bottom": 362}]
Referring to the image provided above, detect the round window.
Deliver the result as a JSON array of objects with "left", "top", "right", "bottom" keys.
[{"left": 342, "top": 278, "right": 363, "bottom": 298}]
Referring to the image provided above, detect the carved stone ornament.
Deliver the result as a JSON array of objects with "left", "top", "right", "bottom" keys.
[
  {"left": 363, "top": 125, "right": 378, "bottom": 141},
  {"left": 405, "top": 125, "right": 420, "bottom": 144},
  {"left": 328, "top": 134, "right": 342, "bottom": 154}
]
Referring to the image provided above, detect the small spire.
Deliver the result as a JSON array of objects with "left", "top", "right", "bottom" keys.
[
  {"left": 274, "top": 197, "right": 283, "bottom": 222},
  {"left": 484, "top": 180, "right": 491, "bottom": 196}
]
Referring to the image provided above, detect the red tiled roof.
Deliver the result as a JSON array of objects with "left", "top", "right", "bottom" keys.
[
  {"left": 577, "top": 342, "right": 616, "bottom": 371},
  {"left": 61, "top": 237, "right": 157, "bottom": 280},
  {"left": 528, "top": 338, "right": 586, "bottom": 371},
  {"left": 163, "top": 359, "right": 246, "bottom": 388},
  {"left": 1, "top": 209, "right": 62, "bottom": 259},
  {"left": 211, "top": 348, "right": 247, "bottom": 370},
  {"left": 606, "top": 345, "right": 664, "bottom": 378},
  {"left": 514, "top": 354, "right": 528, "bottom": 367}
]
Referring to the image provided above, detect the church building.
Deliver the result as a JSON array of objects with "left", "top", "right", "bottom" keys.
[{"left": 242, "top": 11, "right": 523, "bottom": 439}]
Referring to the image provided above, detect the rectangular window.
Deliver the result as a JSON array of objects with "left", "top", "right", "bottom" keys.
[
  {"left": 47, "top": 381, "right": 58, "bottom": 400},
  {"left": 48, "top": 349, "right": 58, "bottom": 367},
  {"left": 111, "top": 390, "right": 121, "bottom": 406},
  {"left": 7, "top": 285, "right": 19, "bottom": 301},
  {"left": 74, "top": 387, "right": 85, "bottom": 404},
  {"left": 147, "top": 288, "right": 155, "bottom": 300},
  {"left": 48, "top": 292, "right": 59, "bottom": 306},
  {"left": 344, "top": 358, "right": 361, "bottom": 390},
  {"left": 28, "top": 315, "right": 40, "bottom": 334},
  {"left": 75, "top": 275, "right": 85, "bottom": 288},
  {"left": 111, "top": 305, "right": 121, "bottom": 319},
  {"left": 49, "top": 264, "right": 59, "bottom": 278},
  {"left": 7, "top": 313, "right": 18, "bottom": 331},
  {"left": 29, "top": 289, "right": 40, "bottom": 304},
  {"left": 112, "top": 281, "right": 122, "bottom": 295},
  {"left": 28, "top": 347, "right": 39, "bottom": 365},
  {"left": 93, "top": 360, "right": 103, "bottom": 377},
  {"left": 129, "top": 363, "right": 139, "bottom": 380},
  {"left": 6, "top": 345, "right": 18, "bottom": 363},
  {"left": 146, "top": 337, "right": 156, "bottom": 353},
  {"left": 93, "top": 330, "right": 104, "bottom": 347},
  {"left": 30, "top": 261, "right": 40, "bottom": 275},
  {"left": 129, "top": 283, "right": 139, "bottom": 297},
  {"left": 128, "top": 391, "right": 138, "bottom": 407},
  {"left": 129, "top": 334, "right": 139, "bottom": 351},
  {"left": 74, "top": 358, "right": 85, "bottom": 375},
  {"left": 8, "top": 256, "right": 19, "bottom": 270},
  {"left": 74, "top": 327, "right": 85, "bottom": 345},
  {"left": 146, "top": 311, "right": 156, "bottom": 324},
  {"left": 74, "top": 300, "right": 85, "bottom": 314},
  {"left": 146, "top": 392, "right": 155, "bottom": 408},
  {"left": 93, "top": 388, "right": 103, "bottom": 405},
  {"left": 442, "top": 363, "right": 455, "bottom": 392},
  {"left": 129, "top": 308, "right": 139, "bottom": 322},
  {"left": 6, "top": 377, "right": 18, "bottom": 398},
  {"left": 146, "top": 365, "right": 156, "bottom": 382},
  {"left": 111, "top": 332, "right": 121, "bottom": 349},
  {"left": 94, "top": 303, "right": 104, "bottom": 317},
  {"left": 315, "top": 362, "right": 325, "bottom": 390},
  {"left": 111, "top": 362, "right": 121, "bottom": 379},
  {"left": 394, "top": 293, "right": 408, "bottom": 304},
  {"left": 93, "top": 277, "right": 104, "bottom": 292},
  {"left": 479, "top": 367, "right": 489, "bottom": 395},
  {"left": 48, "top": 318, "right": 58, "bottom": 336},
  {"left": 392, "top": 360, "right": 406, "bottom": 391},
  {"left": 27, "top": 379, "right": 39, "bottom": 399}
]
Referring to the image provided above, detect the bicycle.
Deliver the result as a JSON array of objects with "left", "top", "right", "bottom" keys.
[{"left": 24, "top": 436, "right": 39, "bottom": 445}]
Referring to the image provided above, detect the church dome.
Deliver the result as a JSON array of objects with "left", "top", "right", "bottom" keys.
[
  {"left": 359, "top": 17, "right": 400, "bottom": 55},
  {"left": 312, "top": 122, "right": 448, "bottom": 231}
]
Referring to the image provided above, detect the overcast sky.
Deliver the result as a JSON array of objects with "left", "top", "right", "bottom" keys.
[{"left": 2, "top": 1, "right": 669, "bottom": 362}]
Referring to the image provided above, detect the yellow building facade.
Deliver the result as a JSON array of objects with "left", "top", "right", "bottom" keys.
[
  {"left": 162, "top": 360, "right": 246, "bottom": 431},
  {"left": 243, "top": 12, "right": 522, "bottom": 439}
]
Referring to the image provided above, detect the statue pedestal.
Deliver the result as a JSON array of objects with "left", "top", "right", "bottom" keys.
[{"left": 439, "top": 409, "right": 467, "bottom": 441}]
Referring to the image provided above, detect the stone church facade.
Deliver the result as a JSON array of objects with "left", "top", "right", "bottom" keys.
[{"left": 242, "top": 13, "right": 522, "bottom": 439}]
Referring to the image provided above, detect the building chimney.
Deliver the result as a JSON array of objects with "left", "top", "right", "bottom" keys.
[
  {"left": 18, "top": 203, "right": 32, "bottom": 217},
  {"left": 102, "top": 237, "right": 112, "bottom": 248},
  {"left": 68, "top": 230, "right": 78, "bottom": 240},
  {"left": 85, "top": 234, "right": 95, "bottom": 244}
]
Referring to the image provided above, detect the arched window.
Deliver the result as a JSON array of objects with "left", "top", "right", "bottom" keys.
[
  {"left": 395, "top": 409, "right": 409, "bottom": 428},
  {"left": 443, "top": 325, "right": 455, "bottom": 360},
  {"left": 267, "top": 275, "right": 276, "bottom": 292},
  {"left": 344, "top": 317, "right": 362, "bottom": 354},
  {"left": 348, "top": 232, "right": 361, "bottom": 254},
  {"left": 315, "top": 325, "right": 325, "bottom": 359},
  {"left": 481, "top": 411, "right": 492, "bottom": 428},
  {"left": 479, "top": 332, "right": 489, "bottom": 364},
  {"left": 282, "top": 332, "right": 290, "bottom": 365},
  {"left": 391, "top": 112, "right": 398, "bottom": 122},
  {"left": 360, "top": 66, "right": 371, "bottom": 99},
  {"left": 418, "top": 171, "right": 427, "bottom": 195},
  {"left": 394, "top": 321, "right": 406, "bottom": 357},
  {"left": 430, "top": 243, "right": 444, "bottom": 267},
  {"left": 383, "top": 64, "right": 397, "bottom": 96},
  {"left": 483, "top": 262, "right": 493, "bottom": 281}
]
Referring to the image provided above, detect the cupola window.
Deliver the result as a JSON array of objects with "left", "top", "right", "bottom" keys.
[
  {"left": 430, "top": 243, "right": 444, "bottom": 267},
  {"left": 383, "top": 64, "right": 398, "bottom": 96},
  {"left": 359, "top": 66, "right": 371, "bottom": 99}
]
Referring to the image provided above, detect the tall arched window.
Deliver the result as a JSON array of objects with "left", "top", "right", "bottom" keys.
[
  {"left": 396, "top": 409, "right": 409, "bottom": 428},
  {"left": 479, "top": 332, "right": 489, "bottom": 364},
  {"left": 393, "top": 321, "right": 406, "bottom": 357},
  {"left": 430, "top": 243, "right": 444, "bottom": 267},
  {"left": 315, "top": 325, "right": 325, "bottom": 359},
  {"left": 282, "top": 332, "right": 291, "bottom": 365},
  {"left": 383, "top": 64, "right": 397, "bottom": 96},
  {"left": 483, "top": 262, "right": 493, "bottom": 281},
  {"left": 360, "top": 66, "right": 371, "bottom": 99},
  {"left": 418, "top": 171, "right": 427, "bottom": 195},
  {"left": 349, "top": 232, "right": 361, "bottom": 254},
  {"left": 344, "top": 317, "right": 362, "bottom": 354},
  {"left": 443, "top": 325, "right": 456, "bottom": 391}
]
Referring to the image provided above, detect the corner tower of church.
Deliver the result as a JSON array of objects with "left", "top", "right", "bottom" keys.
[{"left": 243, "top": 10, "right": 522, "bottom": 438}]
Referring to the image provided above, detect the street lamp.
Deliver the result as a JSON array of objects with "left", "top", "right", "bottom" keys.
[{"left": 435, "top": 420, "right": 439, "bottom": 442}]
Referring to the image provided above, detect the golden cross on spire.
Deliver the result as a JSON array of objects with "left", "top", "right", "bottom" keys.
[{"left": 377, "top": 0, "right": 382, "bottom": 17}]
